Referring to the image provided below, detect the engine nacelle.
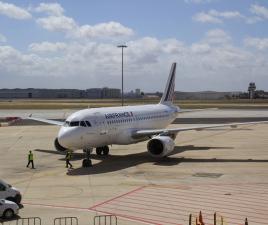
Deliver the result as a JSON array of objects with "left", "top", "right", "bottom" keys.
[
  {"left": 54, "top": 138, "right": 67, "bottom": 153},
  {"left": 114, "top": 129, "right": 149, "bottom": 145},
  {"left": 147, "top": 136, "right": 175, "bottom": 158}
]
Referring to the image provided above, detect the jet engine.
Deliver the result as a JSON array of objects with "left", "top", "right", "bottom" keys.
[
  {"left": 54, "top": 138, "right": 67, "bottom": 152},
  {"left": 147, "top": 136, "right": 175, "bottom": 158}
]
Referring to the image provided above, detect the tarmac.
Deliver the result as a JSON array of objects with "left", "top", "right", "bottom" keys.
[{"left": 0, "top": 109, "right": 268, "bottom": 225}]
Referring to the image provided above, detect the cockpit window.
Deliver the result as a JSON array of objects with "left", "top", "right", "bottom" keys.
[
  {"left": 80, "top": 121, "right": 87, "bottom": 127},
  {"left": 70, "top": 121, "right": 79, "bottom": 127},
  {"left": 64, "top": 120, "right": 91, "bottom": 127}
]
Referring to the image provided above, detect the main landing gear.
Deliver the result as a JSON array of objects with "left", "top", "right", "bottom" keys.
[{"left": 96, "top": 146, "right": 109, "bottom": 156}]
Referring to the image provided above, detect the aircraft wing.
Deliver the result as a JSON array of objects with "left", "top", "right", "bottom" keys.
[
  {"left": 27, "top": 116, "right": 64, "bottom": 126},
  {"left": 179, "top": 108, "right": 218, "bottom": 113},
  {"left": 133, "top": 121, "right": 268, "bottom": 138}
]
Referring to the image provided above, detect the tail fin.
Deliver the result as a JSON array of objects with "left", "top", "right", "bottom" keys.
[{"left": 160, "top": 62, "right": 176, "bottom": 104}]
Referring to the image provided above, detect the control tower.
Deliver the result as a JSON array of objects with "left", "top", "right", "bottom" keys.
[{"left": 248, "top": 82, "right": 256, "bottom": 99}]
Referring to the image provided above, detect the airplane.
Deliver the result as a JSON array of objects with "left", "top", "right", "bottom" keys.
[{"left": 29, "top": 63, "right": 268, "bottom": 167}]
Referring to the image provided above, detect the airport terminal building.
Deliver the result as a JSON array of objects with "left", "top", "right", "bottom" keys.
[{"left": 0, "top": 88, "right": 121, "bottom": 99}]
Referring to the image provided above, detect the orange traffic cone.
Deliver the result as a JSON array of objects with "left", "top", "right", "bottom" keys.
[{"left": 198, "top": 211, "right": 205, "bottom": 225}]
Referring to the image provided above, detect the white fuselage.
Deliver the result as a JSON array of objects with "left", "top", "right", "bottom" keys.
[{"left": 58, "top": 103, "right": 179, "bottom": 150}]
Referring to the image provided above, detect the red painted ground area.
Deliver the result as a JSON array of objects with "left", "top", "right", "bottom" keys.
[{"left": 90, "top": 184, "right": 268, "bottom": 225}]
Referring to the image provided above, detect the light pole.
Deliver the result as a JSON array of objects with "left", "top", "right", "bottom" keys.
[{"left": 117, "top": 44, "right": 127, "bottom": 106}]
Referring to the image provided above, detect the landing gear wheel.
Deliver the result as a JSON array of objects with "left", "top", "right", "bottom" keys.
[
  {"left": 96, "top": 147, "right": 102, "bottom": 156},
  {"left": 96, "top": 146, "right": 109, "bottom": 156},
  {"left": 82, "top": 159, "right": 92, "bottom": 167},
  {"left": 82, "top": 148, "right": 93, "bottom": 167},
  {"left": 103, "top": 146, "right": 109, "bottom": 156}
]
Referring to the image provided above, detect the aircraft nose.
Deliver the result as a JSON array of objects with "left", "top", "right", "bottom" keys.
[{"left": 58, "top": 128, "right": 75, "bottom": 149}]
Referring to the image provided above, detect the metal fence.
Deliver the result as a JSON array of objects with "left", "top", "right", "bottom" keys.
[
  {"left": 53, "top": 217, "right": 78, "bottom": 225},
  {"left": 1, "top": 217, "right": 41, "bottom": 225},
  {"left": 94, "top": 215, "right": 117, "bottom": 225}
]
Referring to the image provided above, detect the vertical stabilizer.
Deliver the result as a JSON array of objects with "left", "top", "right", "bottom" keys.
[{"left": 160, "top": 63, "right": 176, "bottom": 104}]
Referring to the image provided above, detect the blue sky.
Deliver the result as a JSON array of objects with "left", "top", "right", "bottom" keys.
[{"left": 0, "top": 0, "right": 268, "bottom": 91}]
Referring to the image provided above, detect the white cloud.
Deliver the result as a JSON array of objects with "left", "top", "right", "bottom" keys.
[
  {"left": 162, "top": 39, "right": 185, "bottom": 54},
  {"left": 209, "top": 9, "right": 243, "bottom": 19},
  {"left": 244, "top": 37, "right": 268, "bottom": 51},
  {"left": 34, "top": 2, "right": 134, "bottom": 39},
  {"left": 35, "top": 3, "right": 64, "bottom": 16},
  {"left": 0, "top": 33, "right": 6, "bottom": 42},
  {"left": 1, "top": 2, "right": 267, "bottom": 90},
  {"left": 0, "top": 45, "right": 40, "bottom": 75},
  {"left": 193, "top": 12, "right": 222, "bottom": 23},
  {"left": 76, "top": 21, "right": 134, "bottom": 39},
  {"left": 191, "top": 43, "right": 211, "bottom": 54},
  {"left": 193, "top": 9, "right": 243, "bottom": 24},
  {"left": 204, "top": 29, "right": 231, "bottom": 44},
  {"left": 37, "top": 16, "right": 134, "bottom": 39},
  {"left": 0, "top": 1, "right": 31, "bottom": 20},
  {"left": 194, "top": 4, "right": 268, "bottom": 25},
  {"left": 245, "top": 16, "right": 263, "bottom": 24},
  {"left": 36, "top": 15, "right": 77, "bottom": 32},
  {"left": 1, "top": 28, "right": 268, "bottom": 91},
  {"left": 29, "top": 42, "right": 67, "bottom": 53},
  {"left": 250, "top": 4, "right": 268, "bottom": 19}
]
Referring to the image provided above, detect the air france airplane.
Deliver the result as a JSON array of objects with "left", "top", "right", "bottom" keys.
[{"left": 29, "top": 63, "right": 268, "bottom": 167}]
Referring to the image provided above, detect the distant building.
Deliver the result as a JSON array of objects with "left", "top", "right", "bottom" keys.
[
  {"left": 0, "top": 87, "right": 120, "bottom": 99},
  {"left": 85, "top": 88, "right": 102, "bottom": 98},
  {"left": 102, "top": 87, "right": 121, "bottom": 98},
  {"left": 135, "top": 89, "right": 141, "bottom": 96},
  {"left": 0, "top": 88, "right": 84, "bottom": 99},
  {"left": 143, "top": 92, "right": 162, "bottom": 99},
  {"left": 174, "top": 91, "right": 232, "bottom": 100},
  {"left": 125, "top": 89, "right": 143, "bottom": 98},
  {"left": 255, "top": 90, "right": 268, "bottom": 99}
]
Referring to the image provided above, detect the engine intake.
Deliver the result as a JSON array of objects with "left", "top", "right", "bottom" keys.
[
  {"left": 147, "top": 136, "right": 175, "bottom": 158},
  {"left": 54, "top": 138, "right": 67, "bottom": 152}
]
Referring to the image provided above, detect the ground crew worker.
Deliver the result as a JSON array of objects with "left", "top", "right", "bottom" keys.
[
  {"left": 26, "top": 150, "right": 35, "bottom": 169},
  {"left": 65, "top": 151, "right": 73, "bottom": 169}
]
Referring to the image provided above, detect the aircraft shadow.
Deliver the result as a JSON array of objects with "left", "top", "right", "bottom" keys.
[
  {"left": 64, "top": 145, "right": 268, "bottom": 176},
  {"left": 34, "top": 146, "right": 268, "bottom": 176},
  {"left": 34, "top": 149, "right": 85, "bottom": 161}
]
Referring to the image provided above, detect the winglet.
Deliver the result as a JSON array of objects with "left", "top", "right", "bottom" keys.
[{"left": 160, "top": 63, "right": 176, "bottom": 104}]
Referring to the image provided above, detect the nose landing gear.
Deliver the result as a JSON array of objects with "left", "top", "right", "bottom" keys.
[
  {"left": 82, "top": 146, "right": 109, "bottom": 167},
  {"left": 82, "top": 148, "right": 93, "bottom": 167}
]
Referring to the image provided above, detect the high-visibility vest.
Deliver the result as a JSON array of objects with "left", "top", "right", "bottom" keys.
[
  {"left": 29, "top": 153, "right": 33, "bottom": 160},
  {"left": 66, "top": 152, "right": 71, "bottom": 160}
]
